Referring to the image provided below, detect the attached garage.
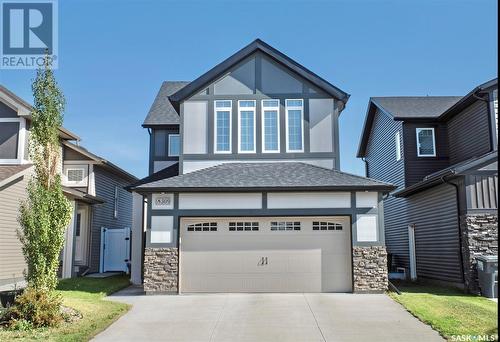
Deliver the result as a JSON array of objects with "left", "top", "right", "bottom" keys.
[{"left": 179, "top": 216, "right": 352, "bottom": 293}]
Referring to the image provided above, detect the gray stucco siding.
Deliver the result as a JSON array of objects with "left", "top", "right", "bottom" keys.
[
  {"left": 145, "top": 191, "right": 385, "bottom": 249},
  {"left": 89, "top": 166, "right": 134, "bottom": 272}
]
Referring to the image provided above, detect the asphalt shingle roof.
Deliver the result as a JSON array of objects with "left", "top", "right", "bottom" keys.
[
  {"left": 371, "top": 96, "right": 463, "bottom": 119},
  {"left": 131, "top": 162, "right": 394, "bottom": 191},
  {"left": 0, "top": 164, "right": 32, "bottom": 183},
  {"left": 143, "top": 81, "right": 190, "bottom": 126}
]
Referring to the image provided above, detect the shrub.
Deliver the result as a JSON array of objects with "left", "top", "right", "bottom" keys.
[{"left": 4, "top": 287, "right": 63, "bottom": 329}]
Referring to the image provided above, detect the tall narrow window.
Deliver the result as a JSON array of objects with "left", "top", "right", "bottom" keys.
[
  {"left": 168, "top": 134, "right": 180, "bottom": 156},
  {"left": 416, "top": 128, "right": 436, "bottom": 157},
  {"left": 113, "top": 186, "right": 119, "bottom": 219},
  {"left": 214, "top": 100, "right": 232, "bottom": 153},
  {"left": 286, "top": 99, "right": 304, "bottom": 152},
  {"left": 395, "top": 131, "right": 401, "bottom": 161},
  {"left": 238, "top": 100, "right": 256, "bottom": 153},
  {"left": 262, "top": 99, "right": 280, "bottom": 153}
]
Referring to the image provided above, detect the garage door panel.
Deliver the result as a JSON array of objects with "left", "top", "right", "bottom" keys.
[{"left": 180, "top": 216, "right": 352, "bottom": 293}]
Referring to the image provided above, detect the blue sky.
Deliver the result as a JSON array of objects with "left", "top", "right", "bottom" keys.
[{"left": 1, "top": 0, "right": 497, "bottom": 178}]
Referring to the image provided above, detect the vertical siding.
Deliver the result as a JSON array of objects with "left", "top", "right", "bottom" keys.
[
  {"left": 0, "top": 173, "right": 30, "bottom": 284},
  {"left": 466, "top": 175, "right": 498, "bottom": 210},
  {"left": 364, "top": 108, "right": 410, "bottom": 268},
  {"left": 447, "top": 101, "right": 492, "bottom": 164},
  {"left": 403, "top": 122, "right": 450, "bottom": 186},
  {"left": 89, "top": 166, "right": 133, "bottom": 272},
  {"left": 407, "top": 183, "right": 463, "bottom": 283}
]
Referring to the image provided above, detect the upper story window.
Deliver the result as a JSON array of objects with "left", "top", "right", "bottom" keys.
[
  {"left": 416, "top": 128, "right": 436, "bottom": 157},
  {"left": 238, "top": 100, "right": 256, "bottom": 153},
  {"left": 0, "top": 117, "right": 27, "bottom": 164},
  {"left": 168, "top": 134, "right": 180, "bottom": 156},
  {"left": 285, "top": 99, "right": 304, "bottom": 152},
  {"left": 262, "top": 99, "right": 280, "bottom": 153},
  {"left": 395, "top": 131, "right": 401, "bottom": 161},
  {"left": 63, "top": 165, "right": 88, "bottom": 187},
  {"left": 214, "top": 100, "right": 232, "bottom": 153}
]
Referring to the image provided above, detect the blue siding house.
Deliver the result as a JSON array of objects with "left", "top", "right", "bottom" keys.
[{"left": 358, "top": 78, "right": 498, "bottom": 293}]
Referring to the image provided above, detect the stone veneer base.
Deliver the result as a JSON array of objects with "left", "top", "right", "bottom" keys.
[
  {"left": 143, "top": 247, "right": 178, "bottom": 294},
  {"left": 143, "top": 246, "right": 389, "bottom": 294},
  {"left": 352, "top": 246, "right": 388, "bottom": 293},
  {"left": 461, "top": 213, "right": 498, "bottom": 294}
]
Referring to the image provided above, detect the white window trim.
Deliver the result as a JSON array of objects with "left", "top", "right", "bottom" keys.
[
  {"left": 285, "top": 99, "right": 304, "bottom": 153},
  {"left": 261, "top": 99, "right": 280, "bottom": 153},
  {"left": 63, "top": 165, "right": 88, "bottom": 187},
  {"left": 168, "top": 134, "right": 180, "bottom": 157},
  {"left": 416, "top": 127, "right": 436, "bottom": 157},
  {"left": 113, "top": 186, "right": 119, "bottom": 219},
  {"left": 238, "top": 100, "right": 256, "bottom": 154},
  {"left": 395, "top": 131, "right": 401, "bottom": 161},
  {"left": 0, "top": 117, "right": 27, "bottom": 164},
  {"left": 214, "top": 100, "right": 232, "bottom": 154}
]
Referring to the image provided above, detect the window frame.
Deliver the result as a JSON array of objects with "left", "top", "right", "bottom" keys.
[
  {"left": 238, "top": 100, "right": 257, "bottom": 154},
  {"left": 0, "top": 117, "right": 26, "bottom": 164},
  {"left": 63, "top": 165, "right": 88, "bottom": 187},
  {"left": 285, "top": 99, "right": 304, "bottom": 153},
  {"left": 261, "top": 99, "right": 280, "bottom": 153},
  {"left": 416, "top": 127, "right": 436, "bottom": 157},
  {"left": 168, "top": 134, "right": 180, "bottom": 157},
  {"left": 113, "top": 186, "right": 119, "bottom": 219},
  {"left": 214, "top": 100, "right": 232, "bottom": 154},
  {"left": 395, "top": 131, "right": 401, "bottom": 161}
]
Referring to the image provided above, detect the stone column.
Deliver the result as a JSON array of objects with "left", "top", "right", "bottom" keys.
[
  {"left": 143, "top": 247, "right": 179, "bottom": 294},
  {"left": 352, "top": 246, "right": 388, "bottom": 293},
  {"left": 461, "top": 213, "right": 498, "bottom": 294}
]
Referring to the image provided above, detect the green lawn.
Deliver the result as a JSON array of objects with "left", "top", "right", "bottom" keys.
[
  {"left": 0, "top": 275, "right": 131, "bottom": 341},
  {"left": 389, "top": 282, "right": 498, "bottom": 341}
]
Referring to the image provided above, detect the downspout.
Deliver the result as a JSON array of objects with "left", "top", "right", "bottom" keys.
[
  {"left": 441, "top": 174, "right": 467, "bottom": 286},
  {"left": 362, "top": 157, "right": 369, "bottom": 178}
]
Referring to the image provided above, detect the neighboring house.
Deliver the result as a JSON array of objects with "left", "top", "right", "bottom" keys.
[
  {"left": 0, "top": 85, "right": 137, "bottom": 291},
  {"left": 357, "top": 78, "right": 498, "bottom": 293},
  {"left": 128, "top": 39, "right": 395, "bottom": 294}
]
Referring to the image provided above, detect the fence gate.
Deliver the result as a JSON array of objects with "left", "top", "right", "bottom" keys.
[{"left": 100, "top": 227, "right": 131, "bottom": 273}]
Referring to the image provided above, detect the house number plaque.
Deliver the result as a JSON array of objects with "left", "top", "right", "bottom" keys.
[{"left": 152, "top": 193, "right": 173, "bottom": 210}]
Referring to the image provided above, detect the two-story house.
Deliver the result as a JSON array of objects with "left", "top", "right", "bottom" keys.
[
  {"left": 357, "top": 78, "right": 498, "bottom": 293},
  {"left": 0, "top": 85, "right": 137, "bottom": 291},
  {"left": 128, "top": 39, "right": 395, "bottom": 294}
]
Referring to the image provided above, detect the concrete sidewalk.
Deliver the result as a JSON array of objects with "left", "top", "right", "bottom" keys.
[{"left": 93, "top": 288, "right": 443, "bottom": 342}]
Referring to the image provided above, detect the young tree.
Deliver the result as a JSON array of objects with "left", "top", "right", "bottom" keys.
[{"left": 18, "top": 55, "right": 72, "bottom": 291}]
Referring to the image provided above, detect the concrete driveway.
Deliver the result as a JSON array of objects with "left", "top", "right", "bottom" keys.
[{"left": 93, "top": 287, "right": 443, "bottom": 342}]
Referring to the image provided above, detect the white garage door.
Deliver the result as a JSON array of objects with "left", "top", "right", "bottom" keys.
[{"left": 180, "top": 216, "right": 352, "bottom": 293}]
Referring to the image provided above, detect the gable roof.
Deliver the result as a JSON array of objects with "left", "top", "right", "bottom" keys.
[
  {"left": 0, "top": 164, "right": 32, "bottom": 188},
  {"left": 143, "top": 81, "right": 189, "bottom": 126},
  {"left": 62, "top": 141, "right": 138, "bottom": 182},
  {"left": 357, "top": 78, "right": 497, "bottom": 158},
  {"left": 371, "top": 96, "right": 463, "bottom": 120},
  {"left": 130, "top": 162, "right": 394, "bottom": 192},
  {"left": 0, "top": 85, "right": 80, "bottom": 141},
  {"left": 169, "top": 39, "right": 350, "bottom": 106}
]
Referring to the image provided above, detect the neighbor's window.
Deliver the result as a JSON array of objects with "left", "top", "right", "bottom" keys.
[
  {"left": 286, "top": 99, "right": 304, "bottom": 152},
  {"left": 262, "top": 99, "right": 280, "bottom": 152},
  {"left": 214, "top": 100, "right": 232, "bottom": 153},
  {"left": 113, "top": 186, "right": 119, "bottom": 219},
  {"left": 416, "top": 128, "right": 436, "bottom": 157},
  {"left": 63, "top": 165, "right": 87, "bottom": 186},
  {"left": 168, "top": 134, "right": 180, "bottom": 156},
  {"left": 238, "top": 100, "right": 256, "bottom": 153},
  {"left": 395, "top": 131, "right": 401, "bottom": 161}
]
